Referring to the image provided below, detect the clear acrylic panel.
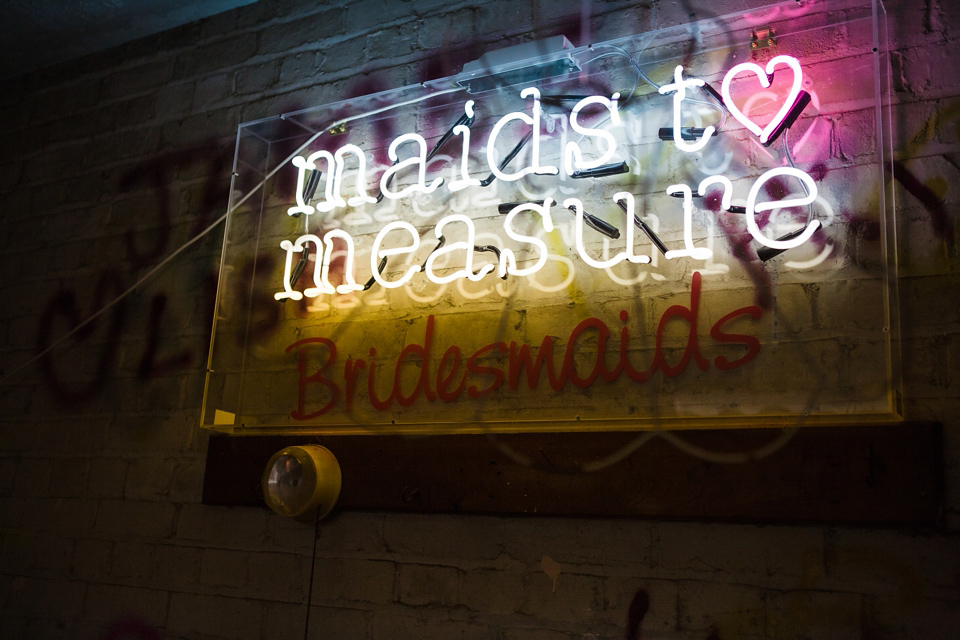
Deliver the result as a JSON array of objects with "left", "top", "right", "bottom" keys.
[{"left": 202, "top": 0, "right": 900, "bottom": 435}]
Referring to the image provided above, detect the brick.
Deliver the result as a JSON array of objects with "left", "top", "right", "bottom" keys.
[
  {"left": 94, "top": 499, "right": 176, "bottom": 540},
  {"left": 5, "top": 576, "right": 87, "bottom": 619},
  {"left": 382, "top": 513, "right": 504, "bottom": 561},
  {"left": 179, "top": 34, "right": 258, "bottom": 79},
  {"left": 105, "top": 413, "right": 197, "bottom": 456},
  {"left": 346, "top": 0, "right": 424, "bottom": 32},
  {"left": 306, "top": 605, "right": 373, "bottom": 640},
  {"left": 152, "top": 544, "right": 202, "bottom": 591},
  {"left": 167, "top": 592, "right": 264, "bottom": 638},
  {"left": 168, "top": 457, "right": 206, "bottom": 503},
  {"left": 475, "top": 3, "right": 534, "bottom": 43},
  {"left": 155, "top": 81, "right": 196, "bottom": 120},
  {"left": 177, "top": 503, "right": 269, "bottom": 545},
  {"left": 677, "top": 580, "right": 767, "bottom": 639},
  {"left": 656, "top": 522, "right": 825, "bottom": 589},
  {"left": 86, "top": 458, "right": 128, "bottom": 498},
  {"left": 602, "top": 578, "right": 678, "bottom": 637},
  {"left": 200, "top": 7, "right": 240, "bottom": 41},
  {"left": 94, "top": 126, "right": 163, "bottom": 164},
  {"left": 72, "top": 538, "right": 113, "bottom": 580},
  {"left": 194, "top": 73, "right": 234, "bottom": 109},
  {"left": 822, "top": 529, "right": 960, "bottom": 597},
  {"left": 32, "top": 534, "right": 74, "bottom": 575},
  {"left": 160, "top": 106, "right": 242, "bottom": 148},
  {"left": 521, "top": 570, "right": 604, "bottom": 625},
  {"left": 257, "top": 9, "right": 347, "bottom": 56},
  {"left": 836, "top": 108, "right": 878, "bottom": 160},
  {"left": 236, "top": 62, "right": 278, "bottom": 96},
  {"left": 84, "top": 583, "right": 168, "bottom": 628},
  {"left": 247, "top": 551, "right": 307, "bottom": 602},
  {"left": 591, "top": 4, "right": 656, "bottom": 43},
  {"left": 200, "top": 547, "right": 249, "bottom": 588},
  {"left": 399, "top": 563, "right": 460, "bottom": 606},
  {"left": 500, "top": 628, "right": 577, "bottom": 640},
  {"left": 863, "top": 594, "right": 960, "bottom": 640},
  {"left": 263, "top": 600, "right": 310, "bottom": 639},
  {"left": 102, "top": 60, "right": 176, "bottom": 101},
  {"left": 23, "top": 497, "right": 98, "bottom": 539},
  {"left": 13, "top": 456, "right": 52, "bottom": 497},
  {"left": 461, "top": 568, "right": 525, "bottom": 615},
  {"left": 237, "top": 0, "right": 284, "bottom": 29},
  {"left": 311, "top": 557, "right": 396, "bottom": 604},
  {"left": 260, "top": 509, "right": 320, "bottom": 553},
  {"left": 766, "top": 590, "right": 861, "bottom": 640},
  {"left": 367, "top": 25, "right": 419, "bottom": 63},
  {"left": 124, "top": 458, "right": 174, "bottom": 500},
  {"left": 0, "top": 523, "right": 34, "bottom": 573},
  {"left": 111, "top": 541, "right": 156, "bottom": 580},
  {"left": 420, "top": 9, "right": 482, "bottom": 53},
  {"left": 279, "top": 52, "right": 324, "bottom": 86},
  {"left": 0, "top": 160, "right": 21, "bottom": 192},
  {"left": 0, "top": 456, "right": 16, "bottom": 494},
  {"left": 369, "top": 611, "right": 498, "bottom": 640},
  {"left": 29, "top": 79, "right": 102, "bottom": 125},
  {"left": 320, "top": 36, "right": 368, "bottom": 74}
]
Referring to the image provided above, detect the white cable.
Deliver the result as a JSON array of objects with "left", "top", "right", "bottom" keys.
[
  {"left": 0, "top": 212, "right": 229, "bottom": 388},
  {"left": 0, "top": 86, "right": 467, "bottom": 389}
]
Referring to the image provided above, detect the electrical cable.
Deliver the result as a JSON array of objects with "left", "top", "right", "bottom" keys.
[
  {"left": 0, "top": 211, "right": 228, "bottom": 388},
  {"left": 303, "top": 510, "right": 320, "bottom": 640},
  {"left": 781, "top": 127, "right": 813, "bottom": 217},
  {"left": 0, "top": 86, "right": 467, "bottom": 390}
]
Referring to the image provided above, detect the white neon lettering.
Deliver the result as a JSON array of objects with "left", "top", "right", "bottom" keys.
[
  {"left": 485, "top": 87, "right": 558, "bottom": 182},
  {"left": 288, "top": 152, "right": 336, "bottom": 215},
  {"left": 664, "top": 184, "right": 712, "bottom": 261},
  {"left": 275, "top": 239, "right": 305, "bottom": 300},
  {"left": 564, "top": 93, "right": 621, "bottom": 175},
  {"left": 721, "top": 55, "right": 803, "bottom": 144},
  {"left": 317, "top": 230, "right": 364, "bottom": 295},
  {"left": 288, "top": 157, "right": 315, "bottom": 217},
  {"left": 276, "top": 78, "right": 836, "bottom": 301},
  {"left": 332, "top": 144, "right": 377, "bottom": 207},
  {"left": 783, "top": 195, "right": 834, "bottom": 269},
  {"left": 449, "top": 101, "right": 480, "bottom": 192},
  {"left": 658, "top": 66, "right": 716, "bottom": 152},
  {"left": 276, "top": 234, "right": 332, "bottom": 300},
  {"left": 746, "top": 167, "right": 820, "bottom": 249},
  {"left": 380, "top": 133, "right": 443, "bottom": 200},
  {"left": 568, "top": 198, "right": 617, "bottom": 269},
  {"left": 370, "top": 221, "right": 422, "bottom": 289},
  {"left": 425, "top": 214, "right": 493, "bottom": 284},
  {"left": 697, "top": 175, "right": 734, "bottom": 211},
  {"left": 612, "top": 192, "right": 650, "bottom": 265},
  {"left": 499, "top": 199, "right": 555, "bottom": 277}
]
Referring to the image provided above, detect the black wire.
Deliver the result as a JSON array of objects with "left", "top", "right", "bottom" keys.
[{"left": 303, "top": 511, "right": 321, "bottom": 640}]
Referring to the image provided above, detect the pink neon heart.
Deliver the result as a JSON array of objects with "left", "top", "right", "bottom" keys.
[{"left": 721, "top": 55, "right": 803, "bottom": 144}]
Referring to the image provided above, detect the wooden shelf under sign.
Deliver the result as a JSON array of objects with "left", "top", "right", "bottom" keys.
[{"left": 203, "top": 423, "right": 942, "bottom": 526}]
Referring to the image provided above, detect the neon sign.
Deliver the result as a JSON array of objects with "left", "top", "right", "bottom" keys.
[
  {"left": 275, "top": 56, "right": 821, "bottom": 302},
  {"left": 204, "top": 0, "right": 900, "bottom": 434}
]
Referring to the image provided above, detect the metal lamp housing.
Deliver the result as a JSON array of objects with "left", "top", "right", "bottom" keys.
[{"left": 262, "top": 445, "right": 342, "bottom": 520}]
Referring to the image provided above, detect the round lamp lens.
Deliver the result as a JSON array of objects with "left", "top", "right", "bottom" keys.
[
  {"left": 265, "top": 454, "right": 307, "bottom": 511},
  {"left": 261, "top": 446, "right": 342, "bottom": 520}
]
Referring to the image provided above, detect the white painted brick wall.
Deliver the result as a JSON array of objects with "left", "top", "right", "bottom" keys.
[{"left": 1, "top": 0, "right": 959, "bottom": 638}]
